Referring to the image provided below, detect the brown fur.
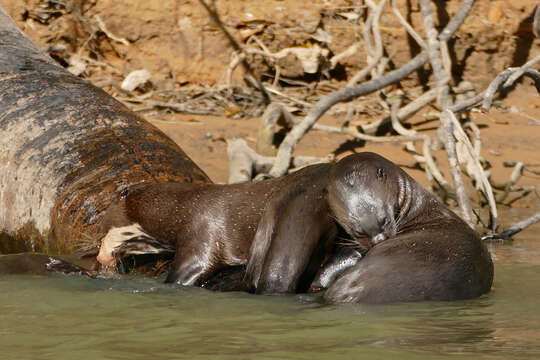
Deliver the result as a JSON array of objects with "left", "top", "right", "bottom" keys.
[
  {"left": 99, "top": 163, "right": 335, "bottom": 290},
  {"left": 322, "top": 153, "right": 494, "bottom": 303},
  {"left": 98, "top": 152, "right": 493, "bottom": 303}
]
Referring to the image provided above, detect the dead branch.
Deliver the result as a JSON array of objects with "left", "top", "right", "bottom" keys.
[
  {"left": 419, "top": 0, "right": 476, "bottom": 228},
  {"left": 440, "top": 111, "right": 474, "bottom": 227},
  {"left": 268, "top": 51, "right": 429, "bottom": 177},
  {"left": 386, "top": 94, "right": 450, "bottom": 190},
  {"left": 256, "top": 102, "right": 296, "bottom": 156},
  {"left": 496, "top": 162, "right": 524, "bottom": 203},
  {"left": 449, "top": 56, "right": 540, "bottom": 115},
  {"left": 347, "top": 0, "right": 386, "bottom": 86},
  {"left": 135, "top": 100, "right": 214, "bottom": 115},
  {"left": 482, "top": 68, "right": 540, "bottom": 112},
  {"left": 482, "top": 211, "right": 540, "bottom": 241},
  {"left": 363, "top": 88, "right": 438, "bottom": 134},
  {"left": 439, "top": 0, "right": 475, "bottom": 42},
  {"left": 535, "top": 3, "right": 540, "bottom": 38},
  {"left": 390, "top": 0, "right": 426, "bottom": 49},
  {"left": 227, "top": 139, "right": 331, "bottom": 183},
  {"left": 225, "top": 51, "right": 245, "bottom": 89},
  {"left": 503, "top": 56, "right": 540, "bottom": 87},
  {"left": 268, "top": 0, "right": 475, "bottom": 177},
  {"left": 93, "top": 15, "right": 129, "bottom": 46},
  {"left": 197, "top": 0, "right": 270, "bottom": 104},
  {"left": 444, "top": 110, "right": 497, "bottom": 225}
]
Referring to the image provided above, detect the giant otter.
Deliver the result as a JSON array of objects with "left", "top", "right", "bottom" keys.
[
  {"left": 321, "top": 153, "right": 494, "bottom": 303},
  {"left": 96, "top": 163, "right": 336, "bottom": 293},
  {"left": 97, "top": 153, "right": 493, "bottom": 303}
]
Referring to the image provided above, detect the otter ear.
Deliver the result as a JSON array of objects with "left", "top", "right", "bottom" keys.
[{"left": 376, "top": 167, "right": 386, "bottom": 180}]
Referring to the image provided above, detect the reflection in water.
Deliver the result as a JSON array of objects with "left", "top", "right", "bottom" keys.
[{"left": 1, "top": 224, "right": 540, "bottom": 360}]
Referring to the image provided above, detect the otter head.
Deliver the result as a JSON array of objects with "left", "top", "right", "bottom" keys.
[
  {"left": 96, "top": 224, "right": 172, "bottom": 267},
  {"left": 96, "top": 227, "right": 128, "bottom": 266},
  {"left": 328, "top": 153, "right": 403, "bottom": 248}
]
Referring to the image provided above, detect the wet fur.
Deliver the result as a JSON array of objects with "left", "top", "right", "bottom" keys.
[
  {"left": 98, "top": 164, "right": 337, "bottom": 291},
  {"left": 97, "top": 152, "right": 493, "bottom": 302},
  {"left": 322, "top": 153, "right": 494, "bottom": 303},
  {"left": 244, "top": 165, "right": 337, "bottom": 293}
]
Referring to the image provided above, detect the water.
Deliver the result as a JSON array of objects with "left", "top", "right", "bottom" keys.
[{"left": 1, "top": 222, "right": 540, "bottom": 359}]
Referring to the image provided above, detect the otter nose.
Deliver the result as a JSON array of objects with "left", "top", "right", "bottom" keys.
[
  {"left": 371, "top": 232, "right": 387, "bottom": 245},
  {"left": 96, "top": 251, "right": 116, "bottom": 266}
]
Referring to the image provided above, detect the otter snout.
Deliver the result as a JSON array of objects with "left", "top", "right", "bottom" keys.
[{"left": 97, "top": 246, "right": 116, "bottom": 266}]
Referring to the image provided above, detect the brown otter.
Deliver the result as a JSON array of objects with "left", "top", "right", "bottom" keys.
[
  {"left": 98, "top": 153, "right": 493, "bottom": 303},
  {"left": 321, "top": 153, "right": 494, "bottom": 303},
  {"left": 97, "top": 163, "right": 337, "bottom": 293}
]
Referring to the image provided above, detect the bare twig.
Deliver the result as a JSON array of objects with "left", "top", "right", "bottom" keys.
[
  {"left": 330, "top": 43, "right": 360, "bottom": 69},
  {"left": 496, "top": 162, "right": 524, "bottom": 203},
  {"left": 313, "top": 123, "right": 425, "bottom": 143},
  {"left": 93, "top": 15, "right": 129, "bottom": 46},
  {"left": 269, "top": 0, "right": 474, "bottom": 177},
  {"left": 227, "top": 139, "right": 331, "bottom": 183},
  {"left": 445, "top": 110, "right": 497, "bottom": 226},
  {"left": 256, "top": 103, "right": 295, "bottom": 156},
  {"left": 450, "top": 64, "right": 540, "bottom": 114},
  {"left": 482, "top": 67, "right": 540, "bottom": 112},
  {"left": 390, "top": 0, "right": 426, "bottom": 49},
  {"left": 347, "top": 0, "right": 386, "bottom": 86},
  {"left": 419, "top": 0, "right": 475, "bottom": 227},
  {"left": 482, "top": 211, "right": 540, "bottom": 240},
  {"left": 387, "top": 94, "right": 450, "bottom": 190},
  {"left": 197, "top": 0, "right": 270, "bottom": 104},
  {"left": 534, "top": 3, "right": 540, "bottom": 38},
  {"left": 265, "top": 87, "right": 312, "bottom": 107},
  {"left": 503, "top": 55, "right": 540, "bottom": 87},
  {"left": 440, "top": 111, "right": 474, "bottom": 227},
  {"left": 225, "top": 51, "right": 245, "bottom": 89},
  {"left": 227, "top": 138, "right": 256, "bottom": 183},
  {"left": 363, "top": 88, "right": 438, "bottom": 134},
  {"left": 439, "top": 0, "right": 475, "bottom": 42},
  {"left": 136, "top": 100, "right": 214, "bottom": 115},
  {"left": 269, "top": 51, "right": 429, "bottom": 177},
  {"left": 419, "top": 0, "right": 450, "bottom": 108}
]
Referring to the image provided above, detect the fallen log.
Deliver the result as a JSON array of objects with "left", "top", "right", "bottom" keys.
[{"left": 0, "top": 5, "right": 210, "bottom": 256}]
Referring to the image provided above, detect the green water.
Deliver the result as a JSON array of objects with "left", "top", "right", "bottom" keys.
[{"left": 1, "top": 227, "right": 540, "bottom": 359}]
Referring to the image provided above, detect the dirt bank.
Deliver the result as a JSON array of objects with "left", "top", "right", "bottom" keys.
[{"left": 2, "top": 0, "right": 539, "bottom": 228}]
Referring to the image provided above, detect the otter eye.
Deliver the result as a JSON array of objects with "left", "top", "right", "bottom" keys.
[{"left": 376, "top": 167, "right": 385, "bottom": 180}]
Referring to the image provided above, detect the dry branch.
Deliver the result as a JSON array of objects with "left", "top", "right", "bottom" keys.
[
  {"left": 268, "top": 51, "right": 429, "bottom": 177},
  {"left": 197, "top": 0, "right": 270, "bottom": 104},
  {"left": 482, "top": 212, "right": 540, "bottom": 241},
  {"left": 496, "top": 162, "right": 524, "bottom": 203},
  {"left": 387, "top": 95, "right": 449, "bottom": 190},
  {"left": 482, "top": 68, "right": 540, "bottom": 113},
  {"left": 444, "top": 110, "right": 497, "bottom": 226},
  {"left": 363, "top": 88, "right": 438, "bottom": 134},
  {"left": 390, "top": 0, "right": 426, "bottom": 49},
  {"left": 347, "top": 0, "right": 386, "bottom": 86},
  {"left": 227, "top": 139, "right": 331, "bottom": 183},
  {"left": 269, "top": 0, "right": 475, "bottom": 177},
  {"left": 419, "top": 0, "right": 476, "bottom": 227}
]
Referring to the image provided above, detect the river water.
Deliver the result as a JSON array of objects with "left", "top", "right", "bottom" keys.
[{"left": 1, "top": 213, "right": 539, "bottom": 360}]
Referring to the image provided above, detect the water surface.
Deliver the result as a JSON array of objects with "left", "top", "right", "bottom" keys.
[{"left": 1, "top": 215, "right": 539, "bottom": 360}]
